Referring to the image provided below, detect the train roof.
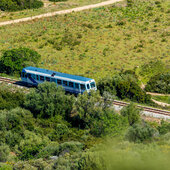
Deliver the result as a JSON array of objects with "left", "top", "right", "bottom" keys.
[{"left": 23, "top": 66, "right": 93, "bottom": 82}]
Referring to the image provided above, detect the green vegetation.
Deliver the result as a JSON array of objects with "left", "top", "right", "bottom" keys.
[
  {"left": 0, "top": 82, "right": 170, "bottom": 169},
  {"left": 145, "top": 73, "right": 170, "bottom": 94},
  {"left": 152, "top": 95, "right": 170, "bottom": 104},
  {"left": 0, "top": 0, "right": 170, "bottom": 169},
  {"left": 0, "top": 0, "right": 169, "bottom": 83},
  {"left": 0, "top": 85, "right": 24, "bottom": 110},
  {"left": 0, "top": 0, "right": 43, "bottom": 11},
  {"left": 0, "top": 0, "right": 108, "bottom": 22},
  {"left": 98, "top": 73, "right": 152, "bottom": 104},
  {"left": 0, "top": 47, "right": 41, "bottom": 75},
  {"left": 120, "top": 103, "right": 140, "bottom": 126}
]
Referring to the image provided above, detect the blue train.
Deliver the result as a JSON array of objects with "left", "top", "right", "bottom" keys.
[{"left": 21, "top": 66, "right": 97, "bottom": 94}]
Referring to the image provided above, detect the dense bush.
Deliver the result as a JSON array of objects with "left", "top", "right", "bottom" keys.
[
  {"left": 71, "top": 91, "right": 128, "bottom": 136},
  {"left": 158, "top": 120, "right": 170, "bottom": 135},
  {"left": 0, "top": 86, "right": 24, "bottom": 110},
  {"left": 98, "top": 73, "right": 151, "bottom": 104},
  {"left": 0, "top": 108, "right": 35, "bottom": 132},
  {"left": 145, "top": 73, "right": 170, "bottom": 94},
  {"left": 16, "top": 130, "right": 49, "bottom": 160},
  {"left": 0, "top": 144, "right": 10, "bottom": 162},
  {"left": 121, "top": 103, "right": 141, "bottom": 126},
  {"left": 126, "top": 122, "right": 159, "bottom": 142},
  {"left": 0, "top": 0, "right": 43, "bottom": 11},
  {"left": 0, "top": 47, "right": 41, "bottom": 75},
  {"left": 24, "top": 82, "right": 74, "bottom": 118}
]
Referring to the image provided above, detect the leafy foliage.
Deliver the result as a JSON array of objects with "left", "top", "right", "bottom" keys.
[
  {"left": 24, "top": 82, "right": 74, "bottom": 118},
  {"left": 145, "top": 73, "right": 170, "bottom": 94},
  {"left": 158, "top": 120, "right": 170, "bottom": 135},
  {"left": 0, "top": 144, "right": 10, "bottom": 162},
  {"left": 70, "top": 91, "right": 128, "bottom": 136},
  {"left": 126, "top": 122, "right": 159, "bottom": 142},
  {"left": 16, "top": 130, "right": 49, "bottom": 160},
  {"left": 121, "top": 103, "right": 141, "bottom": 126},
  {"left": 0, "top": 0, "right": 43, "bottom": 11},
  {"left": 0, "top": 85, "right": 24, "bottom": 110},
  {"left": 98, "top": 73, "right": 151, "bottom": 103},
  {"left": 0, "top": 47, "right": 41, "bottom": 75}
]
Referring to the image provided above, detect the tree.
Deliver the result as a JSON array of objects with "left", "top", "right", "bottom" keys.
[
  {"left": 0, "top": 47, "right": 41, "bottom": 75},
  {"left": 126, "top": 122, "right": 158, "bottom": 142},
  {"left": 70, "top": 91, "right": 128, "bottom": 136},
  {"left": 145, "top": 73, "right": 170, "bottom": 94},
  {"left": 121, "top": 103, "right": 140, "bottom": 126},
  {"left": 24, "top": 82, "right": 74, "bottom": 118},
  {"left": 0, "top": 0, "right": 43, "bottom": 11},
  {"left": 98, "top": 73, "right": 151, "bottom": 104}
]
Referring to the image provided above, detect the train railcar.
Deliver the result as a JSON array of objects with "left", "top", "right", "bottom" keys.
[{"left": 21, "top": 66, "right": 97, "bottom": 94}]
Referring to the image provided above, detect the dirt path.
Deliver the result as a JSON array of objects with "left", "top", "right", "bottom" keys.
[
  {"left": 0, "top": 0, "right": 123, "bottom": 27},
  {"left": 152, "top": 99, "right": 170, "bottom": 107},
  {"left": 147, "top": 92, "right": 170, "bottom": 96}
]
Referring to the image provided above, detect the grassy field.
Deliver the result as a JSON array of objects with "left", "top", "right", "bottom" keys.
[
  {"left": 0, "top": 0, "right": 169, "bottom": 82},
  {"left": 152, "top": 96, "right": 170, "bottom": 104},
  {"left": 0, "top": 0, "right": 109, "bottom": 22}
]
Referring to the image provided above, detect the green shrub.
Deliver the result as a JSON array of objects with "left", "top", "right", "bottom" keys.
[
  {"left": 0, "top": 108, "right": 35, "bottom": 132},
  {"left": 58, "top": 141, "right": 84, "bottom": 156},
  {"left": 70, "top": 91, "right": 127, "bottom": 136},
  {"left": 158, "top": 120, "right": 170, "bottom": 135},
  {"left": 49, "top": 124, "right": 69, "bottom": 141},
  {"left": 0, "top": 47, "right": 41, "bottom": 75},
  {"left": 0, "top": 143, "right": 10, "bottom": 162},
  {"left": 126, "top": 122, "right": 159, "bottom": 143},
  {"left": 0, "top": 86, "right": 24, "bottom": 110},
  {"left": 17, "top": 130, "right": 49, "bottom": 160},
  {"left": 121, "top": 103, "right": 140, "bottom": 126},
  {"left": 0, "top": 0, "right": 43, "bottom": 11},
  {"left": 37, "top": 142, "right": 59, "bottom": 158},
  {"left": 98, "top": 73, "right": 151, "bottom": 104},
  {"left": 24, "top": 82, "right": 74, "bottom": 118},
  {"left": 145, "top": 73, "right": 170, "bottom": 94}
]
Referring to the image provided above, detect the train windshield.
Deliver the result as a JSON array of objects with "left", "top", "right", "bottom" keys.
[{"left": 90, "top": 82, "right": 96, "bottom": 88}]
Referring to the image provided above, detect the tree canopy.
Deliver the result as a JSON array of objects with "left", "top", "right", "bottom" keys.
[
  {"left": 0, "top": 0, "right": 43, "bottom": 11},
  {"left": 0, "top": 47, "right": 41, "bottom": 75}
]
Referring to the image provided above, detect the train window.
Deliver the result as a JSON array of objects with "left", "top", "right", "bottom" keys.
[
  {"left": 27, "top": 73, "right": 31, "bottom": 78},
  {"left": 36, "top": 75, "right": 39, "bottom": 80},
  {"left": 69, "top": 82, "right": 74, "bottom": 87},
  {"left": 87, "top": 84, "right": 90, "bottom": 89},
  {"left": 75, "top": 83, "right": 79, "bottom": 89},
  {"left": 40, "top": 76, "right": 44, "bottom": 81},
  {"left": 21, "top": 72, "right": 25, "bottom": 77},
  {"left": 57, "top": 79, "right": 62, "bottom": 85},
  {"left": 80, "top": 84, "right": 86, "bottom": 90},
  {"left": 90, "top": 82, "right": 96, "bottom": 88},
  {"left": 63, "top": 80, "right": 68, "bottom": 86},
  {"left": 46, "top": 77, "right": 50, "bottom": 82},
  {"left": 51, "top": 78, "right": 56, "bottom": 82},
  {"left": 32, "top": 74, "right": 35, "bottom": 79}
]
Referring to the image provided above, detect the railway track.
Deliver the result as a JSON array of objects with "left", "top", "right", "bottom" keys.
[
  {"left": 0, "top": 76, "right": 31, "bottom": 87},
  {"left": 0, "top": 76, "right": 170, "bottom": 117},
  {"left": 0, "top": 76, "right": 18, "bottom": 84},
  {"left": 113, "top": 100, "right": 170, "bottom": 116}
]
